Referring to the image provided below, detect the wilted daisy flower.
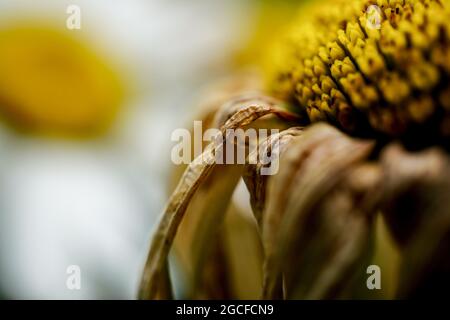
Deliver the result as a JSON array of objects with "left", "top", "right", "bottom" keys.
[{"left": 139, "top": 0, "right": 450, "bottom": 300}]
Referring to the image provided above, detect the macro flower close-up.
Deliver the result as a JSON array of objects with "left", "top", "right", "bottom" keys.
[
  {"left": 139, "top": 0, "right": 450, "bottom": 300},
  {"left": 0, "top": 0, "right": 449, "bottom": 307}
]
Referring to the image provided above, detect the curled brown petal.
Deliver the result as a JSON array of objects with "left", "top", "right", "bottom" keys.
[
  {"left": 285, "top": 163, "right": 382, "bottom": 299},
  {"left": 188, "top": 164, "right": 243, "bottom": 299},
  {"left": 262, "top": 123, "right": 377, "bottom": 299},
  {"left": 379, "top": 144, "right": 450, "bottom": 298},
  {"left": 138, "top": 97, "right": 301, "bottom": 300},
  {"left": 379, "top": 144, "right": 448, "bottom": 246},
  {"left": 243, "top": 127, "right": 303, "bottom": 227},
  {"left": 261, "top": 124, "right": 344, "bottom": 299}
]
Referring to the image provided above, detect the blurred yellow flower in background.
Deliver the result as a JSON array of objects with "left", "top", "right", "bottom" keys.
[
  {"left": 234, "top": 0, "right": 309, "bottom": 68},
  {"left": 0, "top": 23, "right": 125, "bottom": 137}
]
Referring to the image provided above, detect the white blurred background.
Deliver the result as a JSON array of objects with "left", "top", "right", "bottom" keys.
[{"left": 0, "top": 0, "right": 256, "bottom": 299}]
